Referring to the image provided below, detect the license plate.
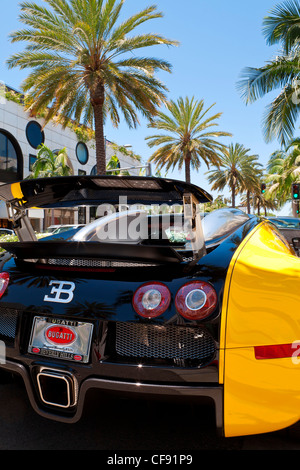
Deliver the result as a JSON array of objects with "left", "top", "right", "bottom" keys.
[{"left": 28, "top": 317, "right": 94, "bottom": 363}]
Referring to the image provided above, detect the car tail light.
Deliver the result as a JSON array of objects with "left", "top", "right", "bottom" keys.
[
  {"left": 133, "top": 282, "right": 171, "bottom": 318},
  {"left": 0, "top": 272, "right": 9, "bottom": 299},
  {"left": 175, "top": 281, "right": 217, "bottom": 320}
]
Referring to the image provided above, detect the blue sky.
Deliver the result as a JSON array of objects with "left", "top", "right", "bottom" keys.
[{"left": 0, "top": 0, "right": 287, "bottom": 200}]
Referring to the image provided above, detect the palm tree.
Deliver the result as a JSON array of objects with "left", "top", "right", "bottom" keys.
[
  {"left": 238, "top": 0, "right": 300, "bottom": 146},
  {"left": 7, "top": 0, "right": 178, "bottom": 175},
  {"left": 206, "top": 143, "right": 261, "bottom": 208},
  {"left": 243, "top": 160, "right": 264, "bottom": 213},
  {"left": 145, "top": 96, "right": 232, "bottom": 183},
  {"left": 253, "top": 192, "right": 278, "bottom": 217},
  {"left": 28, "top": 144, "right": 72, "bottom": 178},
  {"left": 28, "top": 144, "right": 73, "bottom": 227},
  {"left": 239, "top": 180, "right": 278, "bottom": 215},
  {"left": 266, "top": 138, "right": 300, "bottom": 207}
]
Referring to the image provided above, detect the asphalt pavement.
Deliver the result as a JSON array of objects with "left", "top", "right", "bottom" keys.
[{"left": 0, "top": 378, "right": 300, "bottom": 451}]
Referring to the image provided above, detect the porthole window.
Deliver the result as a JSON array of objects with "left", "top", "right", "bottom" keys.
[
  {"left": 90, "top": 165, "right": 97, "bottom": 175},
  {"left": 76, "top": 142, "right": 89, "bottom": 165},
  {"left": 26, "top": 121, "right": 45, "bottom": 149}
]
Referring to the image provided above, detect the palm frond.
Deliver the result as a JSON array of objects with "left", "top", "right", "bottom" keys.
[
  {"left": 146, "top": 96, "right": 232, "bottom": 182},
  {"left": 263, "top": 0, "right": 300, "bottom": 52},
  {"left": 237, "top": 1, "right": 300, "bottom": 145},
  {"left": 7, "top": 0, "right": 178, "bottom": 174},
  {"left": 205, "top": 143, "right": 261, "bottom": 207}
]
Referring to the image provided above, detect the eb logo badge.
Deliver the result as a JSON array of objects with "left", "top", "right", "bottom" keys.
[{"left": 44, "top": 281, "right": 75, "bottom": 304}]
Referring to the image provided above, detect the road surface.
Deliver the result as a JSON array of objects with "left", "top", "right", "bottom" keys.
[{"left": 0, "top": 378, "right": 300, "bottom": 451}]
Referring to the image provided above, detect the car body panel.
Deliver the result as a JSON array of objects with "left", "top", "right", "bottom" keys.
[
  {"left": 221, "top": 221, "right": 300, "bottom": 436},
  {"left": 224, "top": 347, "right": 300, "bottom": 437}
]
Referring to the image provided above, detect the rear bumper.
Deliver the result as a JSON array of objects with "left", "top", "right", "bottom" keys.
[{"left": 0, "top": 359, "right": 223, "bottom": 431}]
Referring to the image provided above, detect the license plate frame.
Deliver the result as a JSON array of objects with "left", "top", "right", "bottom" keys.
[{"left": 28, "top": 316, "right": 94, "bottom": 363}]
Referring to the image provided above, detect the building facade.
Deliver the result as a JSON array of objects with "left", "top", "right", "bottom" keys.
[{"left": 0, "top": 88, "right": 141, "bottom": 231}]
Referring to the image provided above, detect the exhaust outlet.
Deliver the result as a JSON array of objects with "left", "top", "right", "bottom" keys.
[{"left": 37, "top": 369, "right": 78, "bottom": 409}]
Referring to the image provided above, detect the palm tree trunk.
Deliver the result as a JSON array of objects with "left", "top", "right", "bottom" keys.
[
  {"left": 247, "top": 190, "right": 251, "bottom": 214},
  {"left": 91, "top": 85, "right": 106, "bottom": 175},
  {"left": 185, "top": 154, "right": 191, "bottom": 183},
  {"left": 231, "top": 184, "right": 235, "bottom": 208}
]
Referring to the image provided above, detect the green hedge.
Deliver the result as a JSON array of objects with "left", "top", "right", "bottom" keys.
[{"left": 0, "top": 233, "right": 48, "bottom": 252}]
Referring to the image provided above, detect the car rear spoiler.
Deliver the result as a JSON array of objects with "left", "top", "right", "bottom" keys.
[
  {"left": 0, "top": 176, "right": 211, "bottom": 263},
  {"left": 0, "top": 175, "right": 212, "bottom": 209},
  {"left": 0, "top": 240, "right": 183, "bottom": 265}
]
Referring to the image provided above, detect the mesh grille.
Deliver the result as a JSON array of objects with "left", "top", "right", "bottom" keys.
[
  {"left": 115, "top": 322, "right": 216, "bottom": 361},
  {"left": 0, "top": 307, "right": 18, "bottom": 340},
  {"left": 48, "top": 258, "right": 156, "bottom": 268}
]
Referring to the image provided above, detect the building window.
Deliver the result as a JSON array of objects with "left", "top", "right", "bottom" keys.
[
  {"left": 26, "top": 121, "right": 45, "bottom": 149},
  {"left": 0, "top": 129, "right": 23, "bottom": 182},
  {"left": 78, "top": 206, "right": 86, "bottom": 224},
  {"left": 76, "top": 142, "right": 89, "bottom": 165},
  {"left": 90, "top": 165, "right": 97, "bottom": 175},
  {"left": 89, "top": 206, "right": 97, "bottom": 222}
]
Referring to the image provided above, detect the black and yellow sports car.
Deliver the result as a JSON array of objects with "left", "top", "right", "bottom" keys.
[{"left": 0, "top": 175, "right": 298, "bottom": 438}]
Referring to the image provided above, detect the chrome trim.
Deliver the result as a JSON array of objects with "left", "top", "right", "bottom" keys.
[{"left": 37, "top": 367, "right": 78, "bottom": 409}]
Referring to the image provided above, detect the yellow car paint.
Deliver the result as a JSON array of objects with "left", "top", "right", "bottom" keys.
[
  {"left": 11, "top": 182, "right": 24, "bottom": 201},
  {"left": 220, "top": 221, "right": 300, "bottom": 437}
]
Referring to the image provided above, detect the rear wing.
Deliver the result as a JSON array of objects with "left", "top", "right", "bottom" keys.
[
  {"left": 0, "top": 176, "right": 212, "bottom": 262},
  {"left": 0, "top": 175, "right": 212, "bottom": 209},
  {"left": 0, "top": 240, "right": 183, "bottom": 265}
]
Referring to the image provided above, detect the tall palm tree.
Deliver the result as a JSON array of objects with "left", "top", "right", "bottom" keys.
[
  {"left": 266, "top": 137, "right": 300, "bottom": 206},
  {"left": 145, "top": 96, "right": 231, "bottom": 183},
  {"left": 243, "top": 161, "right": 264, "bottom": 214},
  {"left": 7, "top": 0, "right": 178, "bottom": 175},
  {"left": 238, "top": 0, "right": 300, "bottom": 146},
  {"left": 240, "top": 180, "right": 278, "bottom": 215},
  {"left": 253, "top": 192, "right": 278, "bottom": 217},
  {"left": 206, "top": 143, "right": 261, "bottom": 208}
]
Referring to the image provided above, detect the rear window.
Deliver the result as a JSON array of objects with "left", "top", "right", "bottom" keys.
[{"left": 72, "top": 208, "right": 250, "bottom": 249}]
